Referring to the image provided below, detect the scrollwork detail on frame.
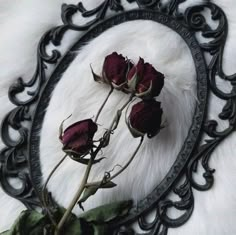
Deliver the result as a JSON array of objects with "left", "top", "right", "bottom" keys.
[{"left": 0, "top": 0, "right": 235, "bottom": 234}]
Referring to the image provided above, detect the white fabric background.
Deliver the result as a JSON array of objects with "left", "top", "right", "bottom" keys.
[{"left": 0, "top": 0, "right": 236, "bottom": 234}]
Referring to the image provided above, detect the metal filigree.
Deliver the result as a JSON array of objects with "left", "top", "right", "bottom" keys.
[{"left": 0, "top": 0, "right": 235, "bottom": 234}]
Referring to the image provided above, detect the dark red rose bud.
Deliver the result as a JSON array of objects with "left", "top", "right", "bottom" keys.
[
  {"left": 128, "top": 100, "right": 163, "bottom": 138},
  {"left": 61, "top": 119, "right": 97, "bottom": 157},
  {"left": 127, "top": 57, "right": 164, "bottom": 99},
  {"left": 103, "top": 52, "right": 132, "bottom": 89}
]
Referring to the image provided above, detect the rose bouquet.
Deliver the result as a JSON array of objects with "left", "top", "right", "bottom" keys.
[{"left": 1, "top": 52, "right": 165, "bottom": 235}]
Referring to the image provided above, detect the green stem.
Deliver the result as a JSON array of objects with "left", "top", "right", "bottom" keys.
[
  {"left": 42, "top": 154, "right": 68, "bottom": 228},
  {"left": 95, "top": 87, "right": 113, "bottom": 123},
  {"left": 108, "top": 94, "right": 134, "bottom": 132},
  {"left": 109, "top": 137, "right": 143, "bottom": 181},
  {"left": 85, "top": 137, "right": 144, "bottom": 188},
  {"left": 54, "top": 94, "right": 134, "bottom": 233},
  {"left": 56, "top": 155, "right": 94, "bottom": 234}
]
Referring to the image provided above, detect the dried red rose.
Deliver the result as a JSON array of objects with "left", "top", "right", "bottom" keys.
[
  {"left": 128, "top": 100, "right": 163, "bottom": 138},
  {"left": 127, "top": 58, "right": 164, "bottom": 99},
  {"left": 102, "top": 52, "right": 132, "bottom": 89},
  {"left": 60, "top": 119, "right": 97, "bottom": 157}
]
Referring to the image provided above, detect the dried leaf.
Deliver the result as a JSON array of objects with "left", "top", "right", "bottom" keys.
[
  {"left": 0, "top": 210, "right": 47, "bottom": 235},
  {"left": 78, "top": 186, "right": 100, "bottom": 205},
  {"left": 80, "top": 200, "right": 132, "bottom": 223},
  {"left": 1, "top": 200, "right": 132, "bottom": 235},
  {"left": 100, "top": 181, "right": 117, "bottom": 189}
]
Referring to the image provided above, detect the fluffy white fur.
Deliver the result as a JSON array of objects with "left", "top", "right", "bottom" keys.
[{"left": 0, "top": 0, "right": 236, "bottom": 234}]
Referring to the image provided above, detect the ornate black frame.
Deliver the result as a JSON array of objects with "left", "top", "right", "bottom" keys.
[{"left": 1, "top": 0, "right": 236, "bottom": 234}]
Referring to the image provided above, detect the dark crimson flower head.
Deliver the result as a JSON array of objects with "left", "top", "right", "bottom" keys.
[
  {"left": 127, "top": 58, "right": 164, "bottom": 99},
  {"left": 60, "top": 119, "right": 97, "bottom": 157},
  {"left": 128, "top": 100, "right": 163, "bottom": 138},
  {"left": 102, "top": 52, "right": 133, "bottom": 89}
]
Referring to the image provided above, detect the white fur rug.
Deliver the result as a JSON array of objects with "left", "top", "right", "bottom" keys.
[{"left": 1, "top": 0, "right": 236, "bottom": 234}]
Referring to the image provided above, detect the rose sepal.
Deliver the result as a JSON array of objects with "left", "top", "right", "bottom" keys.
[
  {"left": 90, "top": 65, "right": 107, "bottom": 84},
  {"left": 126, "top": 118, "right": 145, "bottom": 138},
  {"left": 127, "top": 68, "right": 138, "bottom": 92},
  {"left": 111, "top": 81, "right": 127, "bottom": 90},
  {"left": 135, "top": 80, "right": 153, "bottom": 99}
]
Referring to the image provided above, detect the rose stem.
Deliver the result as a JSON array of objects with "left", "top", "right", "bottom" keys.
[
  {"left": 108, "top": 94, "right": 134, "bottom": 132},
  {"left": 108, "top": 137, "right": 143, "bottom": 180},
  {"left": 85, "top": 137, "right": 144, "bottom": 188},
  {"left": 56, "top": 94, "right": 134, "bottom": 233},
  {"left": 42, "top": 154, "right": 68, "bottom": 227},
  {"left": 94, "top": 87, "right": 113, "bottom": 123},
  {"left": 56, "top": 150, "right": 98, "bottom": 234}
]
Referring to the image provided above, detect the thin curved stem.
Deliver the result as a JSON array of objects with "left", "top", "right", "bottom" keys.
[
  {"left": 109, "top": 137, "right": 143, "bottom": 181},
  {"left": 42, "top": 154, "right": 68, "bottom": 227},
  {"left": 108, "top": 94, "right": 134, "bottom": 132},
  {"left": 56, "top": 155, "right": 94, "bottom": 234},
  {"left": 54, "top": 94, "right": 134, "bottom": 233},
  {"left": 95, "top": 87, "right": 113, "bottom": 123},
  {"left": 85, "top": 137, "right": 144, "bottom": 188}
]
